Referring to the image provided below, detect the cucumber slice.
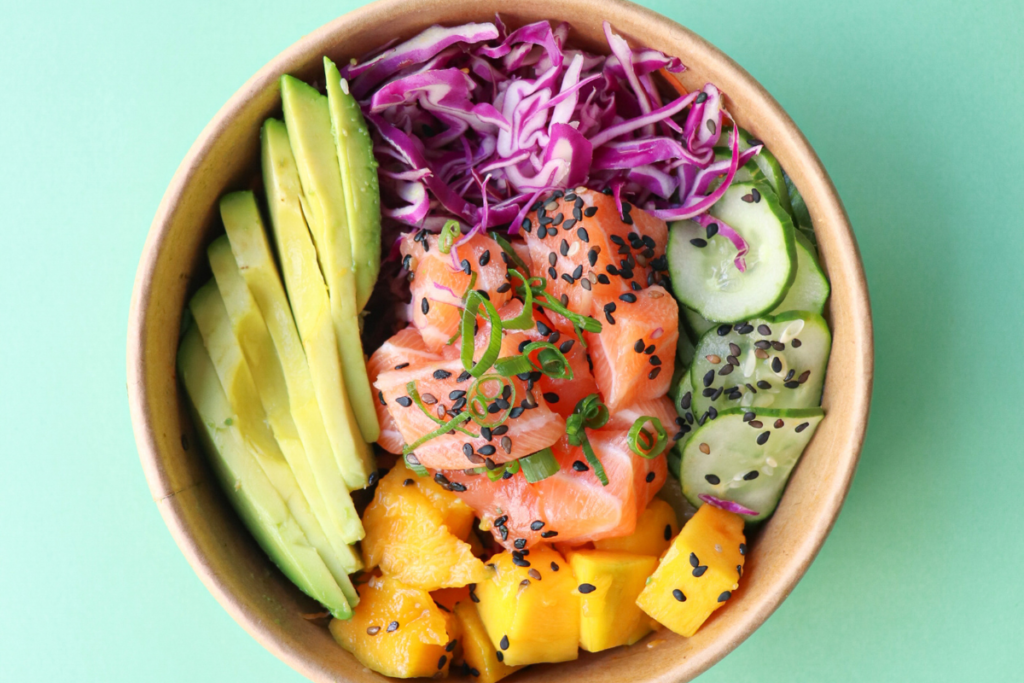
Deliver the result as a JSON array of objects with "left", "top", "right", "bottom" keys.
[
  {"left": 667, "top": 181, "right": 797, "bottom": 322},
  {"left": 681, "top": 407, "right": 824, "bottom": 522},
  {"left": 769, "top": 231, "right": 830, "bottom": 315},
  {"left": 682, "top": 306, "right": 716, "bottom": 342},
  {"left": 708, "top": 147, "right": 764, "bottom": 191},
  {"left": 717, "top": 128, "right": 793, "bottom": 218},
  {"left": 668, "top": 368, "right": 695, "bottom": 479},
  {"left": 689, "top": 312, "right": 831, "bottom": 421}
]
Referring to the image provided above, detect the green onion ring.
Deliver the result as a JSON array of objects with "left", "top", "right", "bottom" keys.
[
  {"left": 402, "top": 412, "right": 472, "bottom": 456},
  {"left": 627, "top": 416, "right": 669, "bottom": 459},
  {"left": 461, "top": 290, "right": 503, "bottom": 377}
]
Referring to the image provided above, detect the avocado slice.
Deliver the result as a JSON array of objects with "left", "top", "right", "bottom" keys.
[
  {"left": 209, "top": 228, "right": 365, "bottom": 554},
  {"left": 189, "top": 279, "right": 362, "bottom": 593},
  {"left": 280, "top": 75, "right": 380, "bottom": 444},
  {"left": 177, "top": 324, "right": 353, "bottom": 618},
  {"left": 324, "top": 57, "right": 382, "bottom": 313},
  {"left": 258, "top": 119, "right": 374, "bottom": 488}
]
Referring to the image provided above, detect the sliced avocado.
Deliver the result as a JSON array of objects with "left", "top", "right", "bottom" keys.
[
  {"left": 324, "top": 57, "right": 381, "bottom": 313},
  {"left": 280, "top": 75, "right": 380, "bottom": 444},
  {"left": 259, "top": 119, "right": 374, "bottom": 489},
  {"left": 209, "top": 227, "right": 365, "bottom": 555},
  {"left": 189, "top": 279, "right": 362, "bottom": 594},
  {"left": 177, "top": 324, "right": 353, "bottom": 618}
]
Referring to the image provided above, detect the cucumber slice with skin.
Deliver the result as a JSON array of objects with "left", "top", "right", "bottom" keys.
[
  {"left": 681, "top": 407, "right": 824, "bottom": 523},
  {"left": 690, "top": 311, "right": 831, "bottom": 422},
  {"left": 717, "top": 128, "right": 793, "bottom": 218},
  {"left": 668, "top": 368, "right": 695, "bottom": 480},
  {"left": 769, "top": 231, "right": 830, "bottom": 315},
  {"left": 682, "top": 306, "right": 716, "bottom": 343},
  {"left": 668, "top": 181, "right": 797, "bottom": 322},
  {"left": 708, "top": 147, "right": 764, "bottom": 191}
]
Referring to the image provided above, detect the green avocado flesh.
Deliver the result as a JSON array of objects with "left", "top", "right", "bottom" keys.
[
  {"left": 681, "top": 407, "right": 824, "bottom": 523},
  {"left": 177, "top": 325, "right": 354, "bottom": 618},
  {"left": 208, "top": 227, "right": 364, "bottom": 551},
  {"left": 260, "top": 120, "right": 374, "bottom": 490},
  {"left": 324, "top": 57, "right": 381, "bottom": 313},
  {"left": 280, "top": 75, "right": 380, "bottom": 444}
]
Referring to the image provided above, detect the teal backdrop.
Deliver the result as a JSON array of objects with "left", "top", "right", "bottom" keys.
[{"left": 1, "top": 0, "right": 1021, "bottom": 680}]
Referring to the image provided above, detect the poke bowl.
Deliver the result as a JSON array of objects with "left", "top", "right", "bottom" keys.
[{"left": 127, "top": 0, "right": 873, "bottom": 681}]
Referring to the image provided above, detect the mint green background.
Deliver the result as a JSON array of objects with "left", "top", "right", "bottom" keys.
[{"left": 2, "top": 0, "right": 1021, "bottom": 680}]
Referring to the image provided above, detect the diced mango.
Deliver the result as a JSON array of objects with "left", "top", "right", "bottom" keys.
[
  {"left": 362, "top": 463, "right": 490, "bottom": 590},
  {"left": 594, "top": 499, "right": 680, "bottom": 557},
  {"left": 330, "top": 574, "right": 458, "bottom": 678},
  {"left": 474, "top": 545, "right": 580, "bottom": 666},
  {"left": 432, "top": 586, "right": 471, "bottom": 613},
  {"left": 567, "top": 550, "right": 659, "bottom": 652},
  {"left": 454, "top": 600, "right": 523, "bottom": 683},
  {"left": 636, "top": 504, "right": 746, "bottom": 637}
]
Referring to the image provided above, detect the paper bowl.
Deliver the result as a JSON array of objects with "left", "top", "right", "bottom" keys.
[{"left": 127, "top": 0, "right": 872, "bottom": 680}]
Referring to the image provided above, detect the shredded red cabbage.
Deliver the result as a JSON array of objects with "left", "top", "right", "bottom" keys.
[
  {"left": 352, "top": 17, "right": 758, "bottom": 270},
  {"left": 698, "top": 493, "right": 760, "bottom": 516}
]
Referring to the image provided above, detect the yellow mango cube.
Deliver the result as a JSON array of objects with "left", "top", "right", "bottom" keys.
[
  {"left": 594, "top": 499, "right": 680, "bottom": 557},
  {"left": 567, "top": 550, "right": 659, "bottom": 652}
]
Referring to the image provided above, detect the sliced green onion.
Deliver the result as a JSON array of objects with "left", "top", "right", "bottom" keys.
[
  {"left": 403, "top": 412, "right": 472, "bottom": 456},
  {"left": 467, "top": 374, "right": 516, "bottom": 428},
  {"left": 520, "top": 448, "right": 560, "bottom": 483},
  {"left": 514, "top": 274, "right": 602, "bottom": 346},
  {"left": 627, "top": 416, "right": 669, "bottom": 459},
  {"left": 404, "top": 452, "right": 430, "bottom": 476},
  {"left": 580, "top": 438, "right": 609, "bottom": 486},
  {"left": 565, "top": 394, "right": 611, "bottom": 486},
  {"left": 489, "top": 230, "right": 529, "bottom": 272},
  {"left": 521, "top": 341, "right": 573, "bottom": 380},
  {"left": 461, "top": 290, "right": 503, "bottom": 377},
  {"left": 407, "top": 380, "right": 476, "bottom": 437},
  {"left": 461, "top": 270, "right": 478, "bottom": 299},
  {"left": 493, "top": 355, "right": 533, "bottom": 377},
  {"left": 438, "top": 219, "right": 460, "bottom": 254},
  {"left": 500, "top": 268, "right": 534, "bottom": 330}
]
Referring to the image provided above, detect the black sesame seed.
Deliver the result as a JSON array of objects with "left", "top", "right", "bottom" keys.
[
  {"left": 672, "top": 589, "right": 687, "bottom": 602},
  {"left": 578, "top": 583, "right": 597, "bottom": 594},
  {"left": 634, "top": 339, "right": 645, "bottom": 353},
  {"left": 530, "top": 520, "right": 545, "bottom": 531},
  {"left": 650, "top": 355, "right": 662, "bottom": 366},
  {"left": 702, "top": 388, "right": 716, "bottom": 397},
  {"left": 751, "top": 188, "right": 761, "bottom": 203},
  {"left": 754, "top": 340, "right": 771, "bottom": 349},
  {"left": 543, "top": 392, "right": 559, "bottom": 404},
  {"left": 708, "top": 406, "right": 718, "bottom": 419},
  {"left": 757, "top": 431, "right": 770, "bottom": 445},
  {"left": 744, "top": 470, "right": 760, "bottom": 480},
  {"left": 785, "top": 380, "right": 801, "bottom": 389},
  {"left": 496, "top": 651, "right": 504, "bottom": 663},
  {"left": 606, "top": 264, "right": 619, "bottom": 276},
  {"left": 559, "top": 339, "right": 575, "bottom": 354},
  {"left": 387, "top": 621, "right": 399, "bottom": 632},
  {"left": 584, "top": 206, "right": 598, "bottom": 217},
  {"left": 499, "top": 635, "right": 509, "bottom": 650},
  {"left": 743, "top": 411, "right": 756, "bottom": 422},
  {"left": 514, "top": 538, "right": 526, "bottom": 549},
  {"left": 757, "top": 380, "right": 772, "bottom": 390},
  {"left": 703, "top": 370, "right": 715, "bottom": 387},
  {"left": 509, "top": 407, "right": 525, "bottom": 419},
  {"left": 547, "top": 266, "right": 557, "bottom": 280},
  {"left": 785, "top": 369, "right": 795, "bottom": 382},
  {"left": 449, "top": 390, "right": 467, "bottom": 401},
  {"left": 606, "top": 311, "right": 616, "bottom": 325},
  {"left": 396, "top": 396, "right": 412, "bottom": 407},
  {"left": 437, "top": 655, "right": 448, "bottom": 670},
  {"left": 648, "top": 367, "right": 661, "bottom": 379},
  {"left": 572, "top": 460, "right": 589, "bottom": 472},
  {"left": 717, "top": 324, "right": 732, "bottom": 336},
  {"left": 458, "top": 371, "right": 472, "bottom": 382},
  {"left": 792, "top": 338, "right": 803, "bottom": 348},
  {"left": 378, "top": 391, "right": 386, "bottom": 406},
  {"left": 404, "top": 478, "right": 415, "bottom": 486},
  {"left": 680, "top": 392, "right": 692, "bottom": 410},
  {"left": 771, "top": 357, "right": 783, "bottom": 373},
  {"left": 541, "top": 530, "right": 558, "bottom": 538},
  {"left": 561, "top": 273, "right": 574, "bottom": 284},
  {"left": 739, "top": 543, "right": 747, "bottom": 555},
  {"left": 690, "top": 238, "right": 708, "bottom": 248},
  {"left": 597, "top": 274, "right": 611, "bottom": 285},
  {"left": 718, "top": 364, "right": 734, "bottom": 376},
  {"left": 512, "top": 555, "right": 531, "bottom": 568},
  {"left": 479, "top": 445, "right": 496, "bottom": 456},
  {"left": 537, "top": 225, "right": 548, "bottom": 238},
  {"left": 796, "top": 422, "right": 810, "bottom": 433},
  {"left": 749, "top": 420, "right": 763, "bottom": 428},
  {"left": 646, "top": 471, "right": 656, "bottom": 483},
  {"left": 619, "top": 292, "right": 637, "bottom": 303},
  {"left": 757, "top": 324, "right": 771, "bottom": 336},
  {"left": 692, "top": 565, "right": 708, "bottom": 578},
  {"left": 705, "top": 474, "right": 720, "bottom": 485},
  {"left": 622, "top": 214, "right": 633, "bottom": 225},
  {"left": 664, "top": 524, "right": 673, "bottom": 541},
  {"left": 772, "top": 341, "right": 786, "bottom": 351}
]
